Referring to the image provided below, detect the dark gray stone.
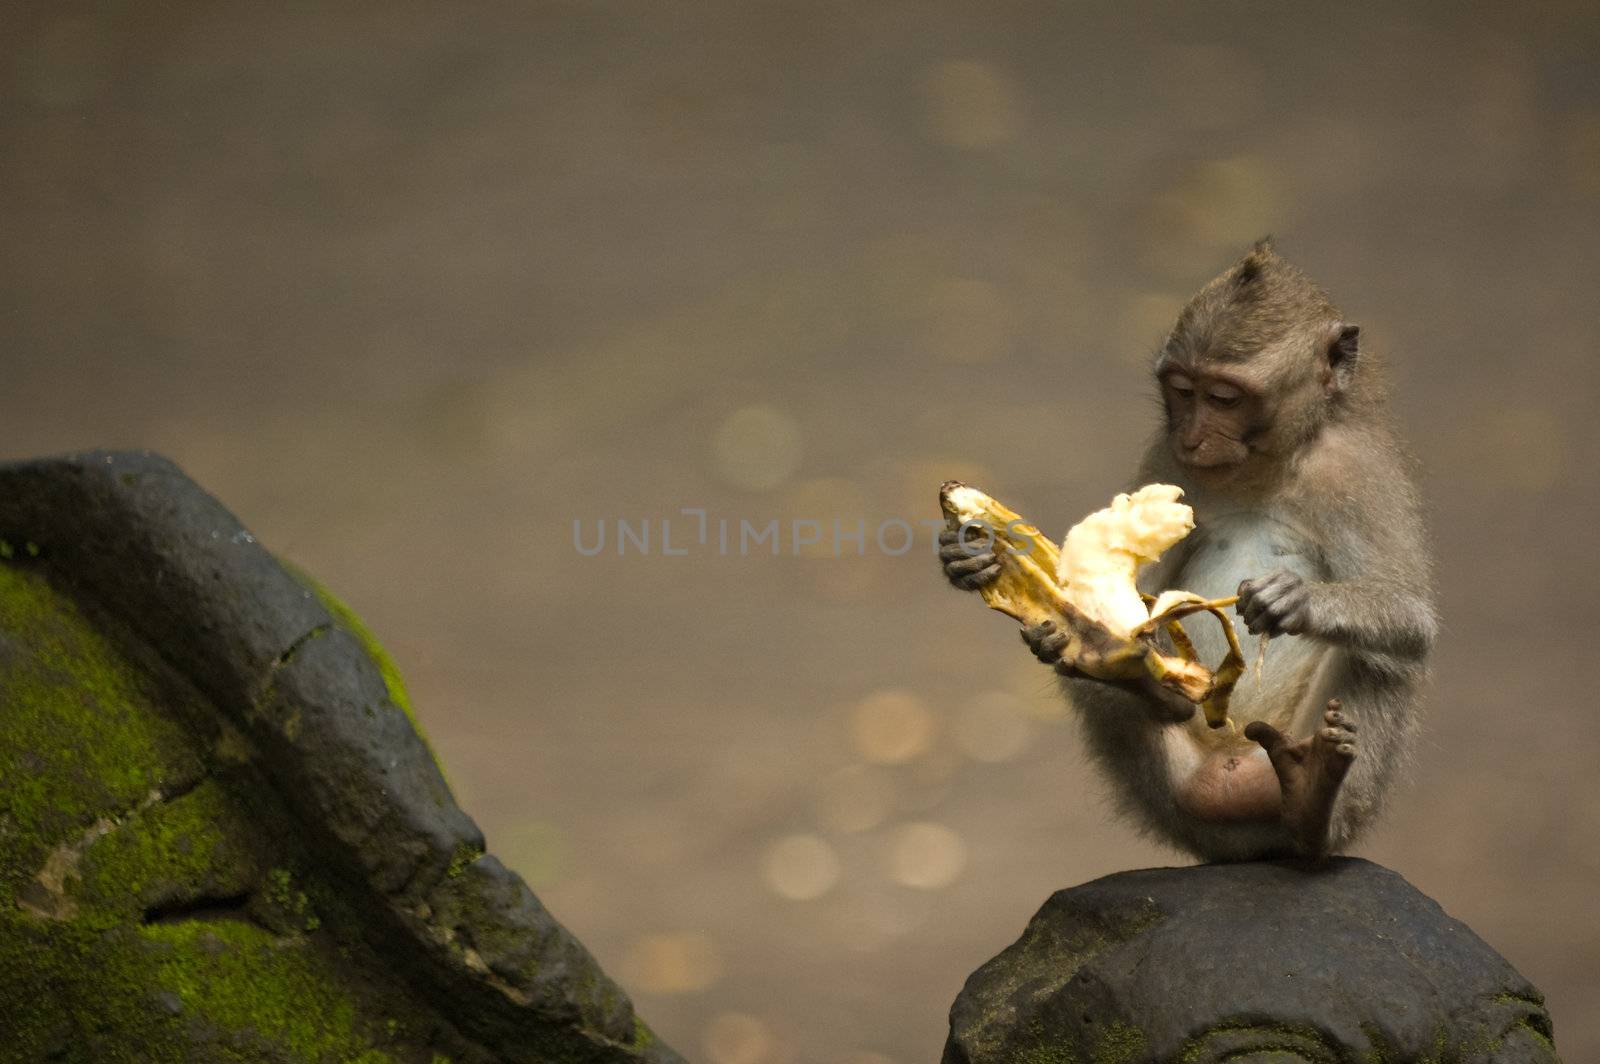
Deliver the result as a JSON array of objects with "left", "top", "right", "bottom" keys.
[{"left": 944, "top": 858, "right": 1559, "bottom": 1064}]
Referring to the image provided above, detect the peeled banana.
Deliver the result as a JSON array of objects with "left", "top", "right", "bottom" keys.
[{"left": 939, "top": 481, "right": 1245, "bottom": 728}]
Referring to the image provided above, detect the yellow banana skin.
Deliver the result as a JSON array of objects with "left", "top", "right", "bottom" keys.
[{"left": 939, "top": 481, "right": 1245, "bottom": 728}]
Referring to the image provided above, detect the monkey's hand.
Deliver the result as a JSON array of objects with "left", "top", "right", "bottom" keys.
[
  {"left": 1021, "top": 621, "right": 1196, "bottom": 725},
  {"left": 1237, "top": 569, "right": 1312, "bottom": 637},
  {"left": 938, "top": 526, "right": 1001, "bottom": 591}
]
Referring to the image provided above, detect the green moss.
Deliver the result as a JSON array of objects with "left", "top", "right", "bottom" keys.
[
  {"left": 259, "top": 866, "right": 322, "bottom": 933},
  {"left": 1175, "top": 1020, "right": 1338, "bottom": 1064},
  {"left": 1513, "top": 1019, "right": 1558, "bottom": 1051},
  {"left": 1491, "top": 992, "right": 1557, "bottom": 1053},
  {"left": 0, "top": 539, "right": 40, "bottom": 560},
  {"left": 283, "top": 563, "right": 447, "bottom": 782},
  {"left": 0, "top": 563, "right": 203, "bottom": 909},
  {"left": 1419, "top": 1024, "right": 1448, "bottom": 1064},
  {"left": 446, "top": 839, "right": 483, "bottom": 879},
  {"left": 73, "top": 780, "right": 258, "bottom": 922},
  {"left": 144, "top": 920, "right": 394, "bottom": 1061},
  {"left": 1, "top": 874, "right": 406, "bottom": 1063},
  {"left": 1092, "top": 1022, "right": 1145, "bottom": 1064},
  {"left": 0, "top": 561, "right": 442, "bottom": 1062},
  {"left": 1358, "top": 1023, "right": 1398, "bottom": 1064}
]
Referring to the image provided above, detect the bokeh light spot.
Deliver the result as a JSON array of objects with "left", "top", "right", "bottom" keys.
[
  {"left": 782, "top": 476, "right": 869, "bottom": 558},
  {"left": 1142, "top": 157, "right": 1282, "bottom": 277},
  {"left": 713, "top": 405, "right": 803, "bottom": 492},
  {"left": 924, "top": 59, "right": 1023, "bottom": 149},
  {"left": 704, "top": 1012, "right": 774, "bottom": 1064},
  {"left": 851, "top": 689, "right": 936, "bottom": 765},
  {"left": 834, "top": 886, "right": 934, "bottom": 951},
  {"left": 886, "top": 821, "right": 967, "bottom": 890},
  {"left": 621, "top": 931, "right": 723, "bottom": 995},
  {"left": 764, "top": 833, "right": 842, "bottom": 901}
]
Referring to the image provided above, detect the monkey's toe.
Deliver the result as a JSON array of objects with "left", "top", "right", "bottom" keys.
[
  {"left": 1244, "top": 720, "right": 1291, "bottom": 762},
  {"left": 1309, "top": 721, "right": 1357, "bottom": 786},
  {"left": 1317, "top": 710, "right": 1357, "bottom": 749}
]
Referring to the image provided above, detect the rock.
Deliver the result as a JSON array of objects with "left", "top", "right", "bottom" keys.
[
  {"left": 0, "top": 451, "right": 682, "bottom": 1063},
  {"left": 944, "top": 858, "right": 1559, "bottom": 1064}
]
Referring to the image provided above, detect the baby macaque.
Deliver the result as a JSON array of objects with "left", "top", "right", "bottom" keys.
[{"left": 941, "top": 241, "right": 1436, "bottom": 860}]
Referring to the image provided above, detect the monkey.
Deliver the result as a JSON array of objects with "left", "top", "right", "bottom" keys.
[{"left": 940, "top": 240, "right": 1436, "bottom": 861}]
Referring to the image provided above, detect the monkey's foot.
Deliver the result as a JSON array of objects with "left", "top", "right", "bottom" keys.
[{"left": 1243, "top": 700, "right": 1356, "bottom": 859}]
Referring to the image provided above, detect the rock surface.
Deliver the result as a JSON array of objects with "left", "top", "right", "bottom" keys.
[
  {"left": 944, "top": 858, "right": 1559, "bottom": 1064},
  {"left": 0, "top": 451, "right": 682, "bottom": 1063}
]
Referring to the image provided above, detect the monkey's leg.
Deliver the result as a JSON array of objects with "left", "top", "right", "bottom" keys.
[{"left": 1242, "top": 700, "right": 1357, "bottom": 858}]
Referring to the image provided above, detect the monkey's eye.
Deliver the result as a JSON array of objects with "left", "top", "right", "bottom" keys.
[
  {"left": 1203, "top": 384, "right": 1241, "bottom": 408},
  {"left": 1166, "top": 373, "right": 1195, "bottom": 399}
]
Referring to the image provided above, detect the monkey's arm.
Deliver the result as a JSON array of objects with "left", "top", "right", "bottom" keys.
[
  {"left": 1298, "top": 576, "right": 1436, "bottom": 661},
  {"left": 1240, "top": 446, "right": 1437, "bottom": 662},
  {"left": 1238, "top": 552, "right": 1436, "bottom": 661}
]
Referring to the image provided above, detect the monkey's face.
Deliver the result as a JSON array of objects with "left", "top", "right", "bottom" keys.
[{"left": 1160, "top": 367, "right": 1261, "bottom": 477}]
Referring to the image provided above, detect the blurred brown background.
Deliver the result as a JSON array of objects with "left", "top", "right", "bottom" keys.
[{"left": 4, "top": 2, "right": 1598, "bottom": 1060}]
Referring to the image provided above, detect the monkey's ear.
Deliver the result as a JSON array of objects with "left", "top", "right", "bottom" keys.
[
  {"left": 1234, "top": 236, "right": 1275, "bottom": 287},
  {"left": 1327, "top": 323, "right": 1359, "bottom": 392}
]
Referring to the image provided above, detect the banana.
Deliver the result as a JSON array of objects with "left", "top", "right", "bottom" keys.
[{"left": 939, "top": 481, "right": 1245, "bottom": 728}]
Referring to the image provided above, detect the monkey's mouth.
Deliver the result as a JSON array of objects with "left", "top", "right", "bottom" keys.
[{"left": 1173, "top": 447, "right": 1249, "bottom": 473}]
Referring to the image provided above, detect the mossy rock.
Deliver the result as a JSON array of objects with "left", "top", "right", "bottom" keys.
[{"left": 0, "top": 451, "right": 680, "bottom": 1064}]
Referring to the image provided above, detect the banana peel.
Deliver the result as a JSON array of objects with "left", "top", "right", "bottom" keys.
[{"left": 939, "top": 481, "right": 1245, "bottom": 728}]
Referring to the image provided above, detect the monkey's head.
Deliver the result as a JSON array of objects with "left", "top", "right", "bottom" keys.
[{"left": 1154, "top": 240, "right": 1367, "bottom": 483}]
